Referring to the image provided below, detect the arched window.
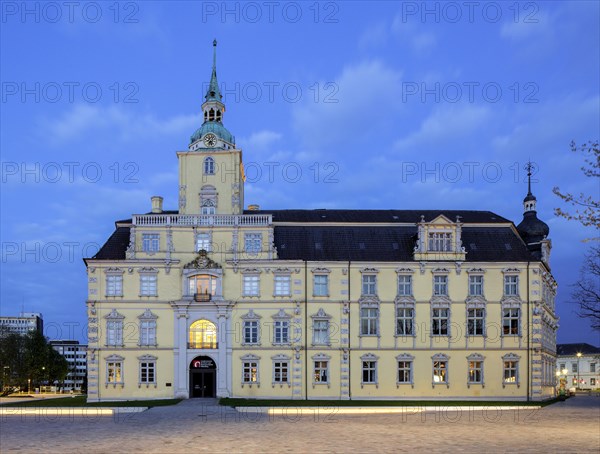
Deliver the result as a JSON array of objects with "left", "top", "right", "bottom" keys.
[
  {"left": 209, "top": 108, "right": 215, "bottom": 121},
  {"left": 204, "top": 157, "right": 215, "bottom": 175},
  {"left": 200, "top": 185, "right": 217, "bottom": 215},
  {"left": 189, "top": 319, "right": 217, "bottom": 349},
  {"left": 188, "top": 274, "right": 217, "bottom": 297},
  {"left": 204, "top": 111, "right": 208, "bottom": 121},
  {"left": 216, "top": 110, "right": 222, "bottom": 122}
]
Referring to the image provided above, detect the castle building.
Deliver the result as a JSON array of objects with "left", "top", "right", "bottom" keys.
[{"left": 84, "top": 42, "right": 558, "bottom": 402}]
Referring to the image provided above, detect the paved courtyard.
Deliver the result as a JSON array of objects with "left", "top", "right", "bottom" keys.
[{"left": 1, "top": 396, "right": 599, "bottom": 453}]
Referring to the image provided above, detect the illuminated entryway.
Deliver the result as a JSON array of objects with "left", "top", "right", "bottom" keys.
[
  {"left": 189, "top": 319, "right": 217, "bottom": 349},
  {"left": 189, "top": 356, "right": 216, "bottom": 398}
]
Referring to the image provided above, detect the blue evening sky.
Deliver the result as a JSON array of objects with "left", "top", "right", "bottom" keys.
[{"left": 1, "top": 1, "right": 599, "bottom": 345}]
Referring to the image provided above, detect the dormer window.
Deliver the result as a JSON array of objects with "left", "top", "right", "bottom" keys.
[{"left": 428, "top": 232, "right": 452, "bottom": 252}]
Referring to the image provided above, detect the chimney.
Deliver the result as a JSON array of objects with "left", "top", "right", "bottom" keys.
[
  {"left": 151, "top": 196, "right": 163, "bottom": 213},
  {"left": 247, "top": 204, "right": 260, "bottom": 211}
]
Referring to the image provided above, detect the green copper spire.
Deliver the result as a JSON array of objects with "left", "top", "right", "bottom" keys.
[{"left": 205, "top": 39, "right": 222, "bottom": 102}]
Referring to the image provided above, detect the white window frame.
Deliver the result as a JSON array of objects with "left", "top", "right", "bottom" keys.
[
  {"left": 242, "top": 274, "right": 260, "bottom": 297},
  {"left": 397, "top": 274, "right": 412, "bottom": 296},
  {"left": 138, "top": 309, "right": 158, "bottom": 347},
  {"left": 467, "top": 307, "right": 485, "bottom": 336},
  {"left": 432, "top": 353, "right": 449, "bottom": 386},
  {"left": 105, "top": 354, "right": 124, "bottom": 386},
  {"left": 396, "top": 354, "right": 414, "bottom": 386},
  {"left": 502, "top": 307, "right": 520, "bottom": 336},
  {"left": 312, "top": 354, "right": 330, "bottom": 385},
  {"left": 272, "top": 355, "right": 290, "bottom": 385},
  {"left": 469, "top": 275, "right": 484, "bottom": 296},
  {"left": 433, "top": 275, "right": 448, "bottom": 296},
  {"left": 244, "top": 233, "right": 262, "bottom": 254},
  {"left": 204, "top": 156, "right": 215, "bottom": 175},
  {"left": 504, "top": 275, "right": 519, "bottom": 297},
  {"left": 428, "top": 231, "right": 452, "bottom": 252},
  {"left": 362, "top": 274, "right": 377, "bottom": 296},
  {"left": 241, "top": 354, "right": 260, "bottom": 386},
  {"left": 503, "top": 353, "right": 520, "bottom": 386},
  {"left": 467, "top": 354, "right": 485, "bottom": 386},
  {"left": 142, "top": 233, "right": 160, "bottom": 253},
  {"left": 105, "top": 271, "right": 123, "bottom": 297},
  {"left": 361, "top": 354, "right": 378, "bottom": 386},
  {"left": 273, "top": 274, "right": 291, "bottom": 297},
  {"left": 360, "top": 307, "right": 379, "bottom": 336},
  {"left": 195, "top": 232, "right": 212, "bottom": 252},
  {"left": 273, "top": 320, "right": 290, "bottom": 345},
  {"left": 139, "top": 269, "right": 158, "bottom": 297},
  {"left": 242, "top": 310, "right": 261, "bottom": 346},
  {"left": 138, "top": 355, "right": 157, "bottom": 386},
  {"left": 104, "top": 309, "right": 124, "bottom": 347},
  {"left": 432, "top": 307, "right": 449, "bottom": 336},
  {"left": 313, "top": 274, "right": 329, "bottom": 297},
  {"left": 396, "top": 306, "right": 414, "bottom": 336}
]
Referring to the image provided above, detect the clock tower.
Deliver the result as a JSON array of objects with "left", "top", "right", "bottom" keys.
[{"left": 178, "top": 40, "right": 244, "bottom": 215}]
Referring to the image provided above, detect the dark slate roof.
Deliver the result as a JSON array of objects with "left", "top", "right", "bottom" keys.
[
  {"left": 556, "top": 343, "right": 600, "bottom": 356},
  {"left": 274, "top": 226, "right": 533, "bottom": 262},
  {"left": 91, "top": 227, "right": 130, "bottom": 260},
  {"left": 246, "top": 209, "right": 511, "bottom": 224}
]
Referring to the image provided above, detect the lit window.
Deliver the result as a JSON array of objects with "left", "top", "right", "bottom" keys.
[
  {"left": 504, "top": 275, "right": 519, "bottom": 296},
  {"left": 106, "top": 357, "right": 124, "bottom": 385},
  {"left": 189, "top": 319, "right": 217, "bottom": 349},
  {"left": 274, "top": 275, "right": 291, "bottom": 296},
  {"left": 467, "top": 308, "right": 485, "bottom": 336},
  {"left": 242, "top": 361, "right": 258, "bottom": 383},
  {"left": 313, "top": 274, "right": 329, "bottom": 296},
  {"left": 433, "top": 360, "right": 448, "bottom": 384},
  {"left": 503, "top": 360, "right": 518, "bottom": 384},
  {"left": 142, "top": 234, "right": 160, "bottom": 253},
  {"left": 244, "top": 233, "right": 262, "bottom": 254},
  {"left": 362, "top": 275, "right": 377, "bottom": 296},
  {"left": 313, "top": 360, "right": 328, "bottom": 383},
  {"left": 396, "top": 307, "right": 414, "bottom": 336},
  {"left": 433, "top": 275, "right": 448, "bottom": 296},
  {"left": 360, "top": 307, "right": 378, "bottom": 336},
  {"left": 243, "top": 275, "right": 260, "bottom": 297},
  {"left": 502, "top": 308, "right": 520, "bottom": 335},
  {"left": 397, "top": 275, "right": 412, "bottom": 296},
  {"left": 468, "top": 361, "right": 483, "bottom": 384},
  {"left": 432, "top": 308, "right": 449, "bottom": 336},
  {"left": 469, "top": 275, "right": 483, "bottom": 296},
  {"left": 188, "top": 274, "right": 217, "bottom": 298}
]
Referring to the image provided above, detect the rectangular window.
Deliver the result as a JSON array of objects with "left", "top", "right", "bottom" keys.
[
  {"left": 428, "top": 232, "right": 452, "bottom": 252},
  {"left": 106, "top": 275, "right": 123, "bottom": 297},
  {"left": 244, "top": 233, "right": 262, "bottom": 254},
  {"left": 313, "top": 320, "right": 330, "bottom": 345},
  {"left": 273, "top": 361, "right": 289, "bottom": 383},
  {"left": 433, "top": 275, "right": 448, "bottom": 296},
  {"left": 242, "top": 362, "right": 258, "bottom": 383},
  {"left": 360, "top": 307, "right": 378, "bottom": 336},
  {"left": 591, "top": 363, "right": 596, "bottom": 373},
  {"left": 140, "top": 362, "right": 155, "bottom": 384},
  {"left": 432, "top": 308, "right": 449, "bottom": 336},
  {"left": 433, "top": 361, "right": 447, "bottom": 383},
  {"left": 591, "top": 378, "right": 596, "bottom": 386},
  {"left": 397, "top": 361, "right": 412, "bottom": 383},
  {"left": 274, "top": 275, "right": 291, "bottom": 296},
  {"left": 397, "top": 275, "right": 412, "bottom": 296},
  {"left": 243, "top": 275, "right": 260, "bottom": 296},
  {"left": 243, "top": 321, "right": 259, "bottom": 344},
  {"left": 139, "top": 320, "right": 156, "bottom": 346},
  {"left": 273, "top": 320, "right": 289, "bottom": 344},
  {"left": 572, "top": 363, "right": 578, "bottom": 373},
  {"left": 196, "top": 233, "right": 211, "bottom": 252},
  {"left": 362, "top": 361, "right": 377, "bottom": 384},
  {"left": 396, "top": 307, "right": 414, "bottom": 336},
  {"left": 469, "top": 275, "right": 483, "bottom": 296},
  {"left": 140, "top": 274, "right": 157, "bottom": 296},
  {"left": 559, "top": 363, "right": 566, "bottom": 370},
  {"left": 107, "top": 362, "right": 123, "bottom": 384},
  {"left": 106, "top": 321, "right": 123, "bottom": 346},
  {"left": 503, "top": 361, "right": 518, "bottom": 383},
  {"left": 313, "top": 274, "right": 329, "bottom": 296},
  {"left": 504, "top": 275, "right": 519, "bottom": 296},
  {"left": 142, "top": 234, "right": 160, "bottom": 253},
  {"left": 362, "top": 274, "right": 377, "bottom": 296},
  {"left": 314, "top": 361, "right": 328, "bottom": 383},
  {"left": 502, "top": 308, "right": 520, "bottom": 335},
  {"left": 468, "top": 361, "right": 483, "bottom": 383},
  {"left": 467, "top": 308, "right": 485, "bottom": 336}
]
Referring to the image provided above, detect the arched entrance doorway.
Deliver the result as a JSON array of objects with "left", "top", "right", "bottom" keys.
[{"left": 189, "top": 356, "right": 216, "bottom": 398}]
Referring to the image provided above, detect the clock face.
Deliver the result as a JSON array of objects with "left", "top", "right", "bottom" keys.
[{"left": 203, "top": 133, "right": 217, "bottom": 147}]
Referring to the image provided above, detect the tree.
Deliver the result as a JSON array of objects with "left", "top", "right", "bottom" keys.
[
  {"left": 553, "top": 140, "right": 599, "bottom": 230},
  {"left": 554, "top": 140, "right": 600, "bottom": 331},
  {"left": 572, "top": 246, "right": 600, "bottom": 331}
]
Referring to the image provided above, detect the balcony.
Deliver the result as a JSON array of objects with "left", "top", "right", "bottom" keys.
[
  {"left": 132, "top": 213, "right": 272, "bottom": 227},
  {"left": 194, "top": 293, "right": 212, "bottom": 302},
  {"left": 188, "top": 342, "right": 218, "bottom": 349}
]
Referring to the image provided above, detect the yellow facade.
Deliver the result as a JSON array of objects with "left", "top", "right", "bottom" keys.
[{"left": 84, "top": 46, "right": 558, "bottom": 402}]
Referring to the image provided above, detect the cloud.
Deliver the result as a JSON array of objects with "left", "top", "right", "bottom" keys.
[
  {"left": 39, "top": 104, "right": 200, "bottom": 145},
  {"left": 240, "top": 130, "right": 282, "bottom": 152}
]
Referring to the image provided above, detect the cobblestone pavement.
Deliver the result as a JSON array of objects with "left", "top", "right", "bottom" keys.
[{"left": 1, "top": 396, "right": 599, "bottom": 453}]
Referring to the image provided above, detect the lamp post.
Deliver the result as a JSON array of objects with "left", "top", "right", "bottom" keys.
[{"left": 576, "top": 352, "right": 582, "bottom": 390}]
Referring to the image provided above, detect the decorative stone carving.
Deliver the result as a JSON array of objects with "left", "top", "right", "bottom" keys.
[{"left": 184, "top": 250, "right": 221, "bottom": 269}]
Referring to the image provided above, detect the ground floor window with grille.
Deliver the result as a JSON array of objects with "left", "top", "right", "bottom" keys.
[
  {"left": 242, "top": 361, "right": 259, "bottom": 384},
  {"left": 362, "top": 360, "right": 377, "bottom": 384},
  {"left": 273, "top": 361, "right": 289, "bottom": 384},
  {"left": 140, "top": 361, "right": 156, "bottom": 384}
]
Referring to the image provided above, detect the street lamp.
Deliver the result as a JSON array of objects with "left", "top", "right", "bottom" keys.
[{"left": 576, "top": 352, "right": 582, "bottom": 390}]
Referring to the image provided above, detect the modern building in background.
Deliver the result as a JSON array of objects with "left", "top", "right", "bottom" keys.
[
  {"left": 0, "top": 312, "right": 43, "bottom": 336},
  {"left": 50, "top": 340, "right": 87, "bottom": 391},
  {"left": 84, "top": 42, "right": 558, "bottom": 402},
  {"left": 557, "top": 343, "right": 600, "bottom": 390}
]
